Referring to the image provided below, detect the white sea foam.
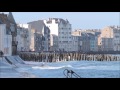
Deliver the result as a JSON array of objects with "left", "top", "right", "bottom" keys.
[
  {"left": 1, "top": 60, "right": 120, "bottom": 78},
  {"left": 32, "top": 65, "right": 73, "bottom": 69}
]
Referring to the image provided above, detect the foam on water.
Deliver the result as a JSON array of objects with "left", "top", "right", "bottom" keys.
[
  {"left": 27, "top": 61, "right": 120, "bottom": 78},
  {"left": 32, "top": 65, "right": 73, "bottom": 69},
  {"left": 1, "top": 59, "right": 120, "bottom": 78}
]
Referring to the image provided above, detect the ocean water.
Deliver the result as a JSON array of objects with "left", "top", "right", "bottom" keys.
[{"left": 16, "top": 61, "right": 120, "bottom": 78}]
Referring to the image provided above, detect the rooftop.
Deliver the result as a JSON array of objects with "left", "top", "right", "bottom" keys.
[{"left": 0, "top": 12, "right": 16, "bottom": 34}]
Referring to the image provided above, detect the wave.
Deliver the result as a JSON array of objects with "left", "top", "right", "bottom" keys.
[
  {"left": 74, "top": 66, "right": 119, "bottom": 70},
  {"left": 32, "top": 65, "right": 73, "bottom": 70}
]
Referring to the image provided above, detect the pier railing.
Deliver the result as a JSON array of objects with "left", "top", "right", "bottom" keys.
[{"left": 63, "top": 69, "right": 81, "bottom": 78}]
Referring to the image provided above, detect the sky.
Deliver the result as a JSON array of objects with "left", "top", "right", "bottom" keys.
[{"left": 3, "top": 12, "right": 120, "bottom": 30}]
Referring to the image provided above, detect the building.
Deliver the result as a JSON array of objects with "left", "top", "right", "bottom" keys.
[
  {"left": 81, "top": 33, "right": 90, "bottom": 52},
  {"left": 28, "top": 20, "right": 50, "bottom": 52},
  {"left": 101, "top": 38, "right": 113, "bottom": 51},
  {"left": 0, "top": 24, "right": 12, "bottom": 56},
  {"left": 18, "top": 24, "right": 28, "bottom": 28},
  {"left": 44, "top": 18, "right": 59, "bottom": 36},
  {"left": 50, "top": 34, "right": 58, "bottom": 51},
  {"left": 58, "top": 18, "right": 72, "bottom": 51},
  {"left": 72, "top": 29, "right": 82, "bottom": 36},
  {"left": 72, "top": 32, "right": 90, "bottom": 52},
  {"left": 87, "top": 33, "right": 98, "bottom": 51},
  {"left": 71, "top": 35, "right": 79, "bottom": 51},
  {"left": 29, "top": 28, "right": 35, "bottom": 51},
  {"left": 100, "top": 26, "right": 120, "bottom": 51},
  {"left": 71, "top": 30, "right": 82, "bottom": 51},
  {"left": 44, "top": 18, "right": 72, "bottom": 51},
  {"left": 16, "top": 24, "right": 29, "bottom": 52},
  {"left": 71, "top": 30, "right": 89, "bottom": 52},
  {"left": 72, "top": 29, "right": 100, "bottom": 52},
  {"left": 0, "top": 12, "right": 18, "bottom": 55}
]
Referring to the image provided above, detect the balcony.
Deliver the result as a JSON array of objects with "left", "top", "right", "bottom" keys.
[{"left": 12, "top": 41, "right": 18, "bottom": 46}]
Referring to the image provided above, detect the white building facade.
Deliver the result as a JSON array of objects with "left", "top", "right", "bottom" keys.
[
  {"left": 44, "top": 18, "right": 72, "bottom": 51},
  {"left": 44, "top": 18, "right": 58, "bottom": 36},
  {"left": 0, "top": 24, "right": 12, "bottom": 56}
]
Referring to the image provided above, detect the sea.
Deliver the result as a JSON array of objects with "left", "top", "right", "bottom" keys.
[{"left": 15, "top": 60, "right": 120, "bottom": 78}]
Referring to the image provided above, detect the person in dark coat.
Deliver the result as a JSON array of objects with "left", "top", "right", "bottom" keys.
[{"left": 0, "top": 51, "right": 4, "bottom": 57}]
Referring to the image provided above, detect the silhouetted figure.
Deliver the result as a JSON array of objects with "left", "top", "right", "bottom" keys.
[{"left": 0, "top": 51, "right": 4, "bottom": 57}]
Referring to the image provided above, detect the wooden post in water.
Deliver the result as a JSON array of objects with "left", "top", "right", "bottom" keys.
[
  {"left": 68, "top": 53, "right": 70, "bottom": 61},
  {"left": 71, "top": 53, "right": 72, "bottom": 61},
  {"left": 80, "top": 54, "right": 83, "bottom": 60},
  {"left": 93, "top": 54, "right": 95, "bottom": 61}
]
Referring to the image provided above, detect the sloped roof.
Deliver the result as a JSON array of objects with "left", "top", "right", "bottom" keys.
[
  {"left": 59, "top": 18, "right": 69, "bottom": 24},
  {"left": 0, "top": 13, "right": 17, "bottom": 34},
  {"left": 53, "top": 18, "right": 69, "bottom": 24},
  {"left": 0, "top": 13, "right": 11, "bottom": 29},
  {"left": 7, "top": 12, "right": 16, "bottom": 24}
]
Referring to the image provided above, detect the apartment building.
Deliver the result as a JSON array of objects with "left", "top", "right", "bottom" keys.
[{"left": 44, "top": 18, "right": 72, "bottom": 51}]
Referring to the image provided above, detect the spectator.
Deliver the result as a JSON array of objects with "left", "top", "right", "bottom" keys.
[{"left": 0, "top": 50, "right": 4, "bottom": 57}]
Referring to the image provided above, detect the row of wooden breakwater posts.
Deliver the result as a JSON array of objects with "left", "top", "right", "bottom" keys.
[{"left": 18, "top": 52, "right": 120, "bottom": 62}]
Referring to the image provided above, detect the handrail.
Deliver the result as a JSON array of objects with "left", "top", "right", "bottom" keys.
[{"left": 63, "top": 69, "right": 81, "bottom": 78}]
